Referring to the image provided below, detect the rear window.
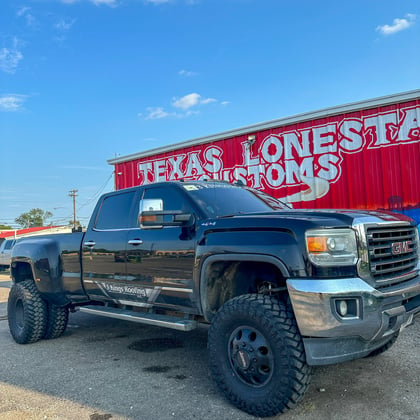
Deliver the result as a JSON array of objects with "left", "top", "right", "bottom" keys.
[{"left": 94, "top": 191, "right": 136, "bottom": 230}]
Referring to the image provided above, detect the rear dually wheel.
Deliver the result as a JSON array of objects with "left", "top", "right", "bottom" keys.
[{"left": 8, "top": 280, "right": 47, "bottom": 344}]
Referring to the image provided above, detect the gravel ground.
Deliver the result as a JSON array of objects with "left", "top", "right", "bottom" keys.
[{"left": 0, "top": 272, "right": 419, "bottom": 420}]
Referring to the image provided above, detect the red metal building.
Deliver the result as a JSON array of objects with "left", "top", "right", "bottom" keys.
[{"left": 108, "top": 90, "right": 420, "bottom": 226}]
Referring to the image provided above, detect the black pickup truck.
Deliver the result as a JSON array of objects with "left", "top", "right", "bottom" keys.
[{"left": 8, "top": 181, "right": 420, "bottom": 417}]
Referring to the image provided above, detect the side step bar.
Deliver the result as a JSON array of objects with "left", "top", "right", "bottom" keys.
[{"left": 79, "top": 305, "right": 198, "bottom": 332}]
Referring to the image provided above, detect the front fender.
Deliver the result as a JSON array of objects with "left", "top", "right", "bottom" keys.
[{"left": 196, "top": 228, "right": 308, "bottom": 277}]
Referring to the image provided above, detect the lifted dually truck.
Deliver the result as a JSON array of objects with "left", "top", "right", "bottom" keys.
[{"left": 7, "top": 181, "right": 420, "bottom": 417}]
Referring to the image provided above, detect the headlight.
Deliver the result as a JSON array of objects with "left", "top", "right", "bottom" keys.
[{"left": 305, "top": 228, "right": 358, "bottom": 266}]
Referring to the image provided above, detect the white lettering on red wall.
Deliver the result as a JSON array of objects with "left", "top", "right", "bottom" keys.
[{"left": 135, "top": 105, "right": 420, "bottom": 203}]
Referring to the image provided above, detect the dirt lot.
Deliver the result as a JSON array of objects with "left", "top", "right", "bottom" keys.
[{"left": 0, "top": 272, "right": 419, "bottom": 420}]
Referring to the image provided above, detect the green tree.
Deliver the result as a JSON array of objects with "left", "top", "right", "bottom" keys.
[
  {"left": 15, "top": 209, "right": 53, "bottom": 228},
  {"left": 0, "top": 224, "right": 13, "bottom": 230}
]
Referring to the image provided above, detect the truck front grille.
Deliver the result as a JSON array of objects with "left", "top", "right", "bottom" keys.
[{"left": 367, "top": 225, "right": 419, "bottom": 287}]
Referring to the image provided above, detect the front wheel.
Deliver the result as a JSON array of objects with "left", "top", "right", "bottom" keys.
[
  {"left": 208, "top": 294, "right": 312, "bottom": 417},
  {"left": 8, "top": 280, "right": 47, "bottom": 344}
]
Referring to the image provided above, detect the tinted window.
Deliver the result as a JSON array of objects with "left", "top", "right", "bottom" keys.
[
  {"left": 142, "top": 187, "right": 191, "bottom": 213},
  {"left": 182, "top": 183, "right": 288, "bottom": 217},
  {"left": 95, "top": 191, "right": 136, "bottom": 230}
]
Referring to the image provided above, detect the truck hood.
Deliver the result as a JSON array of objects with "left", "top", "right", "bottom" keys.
[{"left": 215, "top": 208, "right": 415, "bottom": 229}]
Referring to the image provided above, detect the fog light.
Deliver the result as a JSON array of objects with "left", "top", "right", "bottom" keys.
[
  {"left": 337, "top": 300, "right": 348, "bottom": 317},
  {"left": 334, "top": 298, "right": 360, "bottom": 319}
]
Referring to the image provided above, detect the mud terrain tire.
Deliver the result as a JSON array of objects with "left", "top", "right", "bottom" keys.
[
  {"left": 208, "top": 294, "right": 312, "bottom": 417},
  {"left": 44, "top": 303, "right": 69, "bottom": 340},
  {"left": 8, "top": 280, "right": 47, "bottom": 344}
]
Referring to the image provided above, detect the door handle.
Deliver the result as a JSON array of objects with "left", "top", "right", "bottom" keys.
[
  {"left": 128, "top": 239, "right": 143, "bottom": 246},
  {"left": 83, "top": 241, "right": 96, "bottom": 248}
]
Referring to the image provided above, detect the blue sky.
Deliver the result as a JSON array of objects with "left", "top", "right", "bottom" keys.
[{"left": 1, "top": 0, "right": 419, "bottom": 228}]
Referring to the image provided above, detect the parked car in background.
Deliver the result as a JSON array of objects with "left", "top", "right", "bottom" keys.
[{"left": 0, "top": 239, "right": 16, "bottom": 270}]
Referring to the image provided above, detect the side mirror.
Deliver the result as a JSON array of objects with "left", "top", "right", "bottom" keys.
[
  {"left": 140, "top": 198, "right": 163, "bottom": 212},
  {"left": 140, "top": 211, "right": 195, "bottom": 228}
]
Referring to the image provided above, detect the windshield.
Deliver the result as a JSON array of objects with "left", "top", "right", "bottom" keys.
[{"left": 182, "top": 183, "right": 290, "bottom": 217}]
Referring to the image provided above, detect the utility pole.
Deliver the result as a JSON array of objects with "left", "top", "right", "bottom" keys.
[{"left": 69, "top": 189, "right": 78, "bottom": 229}]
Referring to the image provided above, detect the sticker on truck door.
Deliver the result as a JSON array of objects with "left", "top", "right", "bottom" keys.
[{"left": 91, "top": 281, "right": 161, "bottom": 307}]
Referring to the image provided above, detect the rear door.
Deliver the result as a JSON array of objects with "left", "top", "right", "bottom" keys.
[{"left": 82, "top": 189, "right": 139, "bottom": 302}]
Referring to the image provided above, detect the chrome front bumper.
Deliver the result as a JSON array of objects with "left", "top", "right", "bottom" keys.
[{"left": 287, "top": 273, "right": 420, "bottom": 366}]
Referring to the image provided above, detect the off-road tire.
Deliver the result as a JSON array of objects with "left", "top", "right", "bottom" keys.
[
  {"left": 208, "top": 294, "right": 312, "bottom": 417},
  {"left": 8, "top": 280, "right": 47, "bottom": 344},
  {"left": 365, "top": 332, "right": 399, "bottom": 357},
  {"left": 43, "top": 303, "right": 69, "bottom": 340}
]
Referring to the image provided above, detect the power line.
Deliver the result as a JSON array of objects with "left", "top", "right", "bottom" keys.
[{"left": 77, "top": 171, "right": 114, "bottom": 212}]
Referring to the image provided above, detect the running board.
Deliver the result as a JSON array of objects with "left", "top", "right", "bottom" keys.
[{"left": 79, "top": 305, "right": 198, "bottom": 332}]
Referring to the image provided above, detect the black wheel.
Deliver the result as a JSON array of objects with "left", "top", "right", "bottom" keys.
[
  {"left": 208, "top": 294, "right": 312, "bottom": 417},
  {"left": 43, "top": 303, "right": 69, "bottom": 340},
  {"left": 7, "top": 280, "right": 47, "bottom": 344},
  {"left": 365, "top": 332, "right": 399, "bottom": 358}
]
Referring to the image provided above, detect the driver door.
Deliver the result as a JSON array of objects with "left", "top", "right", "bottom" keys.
[{"left": 125, "top": 185, "right": 198, "bottom": 311}]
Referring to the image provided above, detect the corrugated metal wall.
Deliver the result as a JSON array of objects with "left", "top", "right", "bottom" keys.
[{"left": 113, "top": 97, "right": 420, "bottom": 225}]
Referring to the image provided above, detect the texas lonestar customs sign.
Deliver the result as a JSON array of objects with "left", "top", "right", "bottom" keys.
[{"left": 133, "top": 103, "right": 420, "bottom": 208}]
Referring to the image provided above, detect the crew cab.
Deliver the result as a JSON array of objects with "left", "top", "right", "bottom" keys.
[{"left": 7, "top": 181, "right": 420, "bottom": 417}]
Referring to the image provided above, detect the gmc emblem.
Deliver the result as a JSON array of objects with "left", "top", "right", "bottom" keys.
[{"left": 391, "top": 241, "right": 413, "bottom": 255}]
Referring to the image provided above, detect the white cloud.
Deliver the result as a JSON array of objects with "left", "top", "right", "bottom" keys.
[
  {"left": 91, "top": 0, "right": 118, "bottom": 5},
  {"left": 54, "top": 18, "right": 77, "bottom": 44},
  {"left": 55, "top": 18, "right": 77, "bottom": 31},
  {"left": 172, "top": 93, "right": 200, "bottom": 110},
  {"left": 178, "top": 69, "right": 197, "bottom": 77},
  {"left": 142, "top": 106, "right": 202, "bottom": 120},
  {"left": 200, "top": 97, "right": 217, "bottom": 105},
  {"left": 221, "top": 101, "right": 230, "bottom": 106},
  {"left": 0, "top": 94, "right": 27, "bottom": 112},
  {"left": 0, "top": 38, "right": 24, "bottom": 74},
  {"left": 17, "top": 6, "right": 31, "bottom": 17},
  {"left": 376, "top": 14, "right": 416, "bottom": 35},
  {"left": 172, "top": 93, "right": 217, "bottom": 110},
  {"left": 142, "top": 92, "right": 222, "bottom": 120},
  {"left": 144, "top": 107, "right": 172, "bottom": 120},
  {"left": 17, "top": 6, "right": 36, "bottom": 26}
]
